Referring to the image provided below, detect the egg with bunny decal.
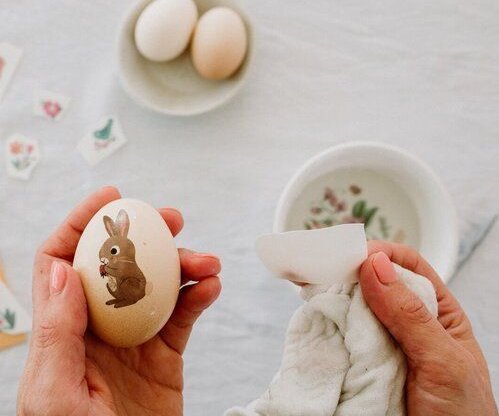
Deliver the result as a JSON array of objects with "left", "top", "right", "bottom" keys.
[{"left": 73, "top": 198, "right": 180, "bottom": 347}]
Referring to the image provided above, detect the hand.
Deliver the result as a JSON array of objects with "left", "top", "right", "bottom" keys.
[
  {"left": 359, "top": 241, "right": 497, "bottom": 416},
  {"left": 18, "top": 187, "right": 222, "bottom": 416}
]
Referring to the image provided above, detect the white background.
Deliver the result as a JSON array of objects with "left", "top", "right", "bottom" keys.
[{"left": 1, "top": 0, "right": 498, "bottom": 414}]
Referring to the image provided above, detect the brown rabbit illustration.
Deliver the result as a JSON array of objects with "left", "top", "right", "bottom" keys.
[{"left": 98, "top": 209, "right": 148, "bottom": 308}]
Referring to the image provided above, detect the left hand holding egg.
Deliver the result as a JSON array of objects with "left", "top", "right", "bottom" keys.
[{"left": 18, "top": 186, "right": 221, "bottom": 416}]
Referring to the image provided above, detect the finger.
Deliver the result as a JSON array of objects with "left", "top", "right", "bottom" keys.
[
  {"left": 40, "top": 186, "right": 121, "bottom": 261},
  {"left": 366, "top": 240, "right": 467, "bottom": 333},
  {"left": 360, "top": 252, "right": 453, "bottom": 365},
  {"left": 179, "top": 248, "right": 221, "bottom": 284},
  {"left": 160, "top": 276, "right": 221, "bottom": 354},
  {"left": 33, "top": 187, "right": 121, "bottom": 312},
  {"left": 367, "top": 240, "right": 445, "bottom": 292},
  {"left": 28, "top": 262, "right": 87, "bottom": 396},
  {"left": 157, "top": 207, "right": 184, "bottom": 237}
]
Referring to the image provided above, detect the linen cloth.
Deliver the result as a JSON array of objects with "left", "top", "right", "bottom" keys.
[
  {"left": 226, "top": 265, "right": 437, "bottom": 416},
  {"left": 0, "top": 1, "right": 498, "bottom": 415}
]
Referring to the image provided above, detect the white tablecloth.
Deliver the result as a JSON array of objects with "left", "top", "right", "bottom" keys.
[{"left": 1, "top": 1, "right": 498, "bottom": 414}]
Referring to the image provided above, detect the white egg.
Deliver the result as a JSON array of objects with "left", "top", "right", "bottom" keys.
[
  {"left": 191, "top": 7, "right": 248, "bottom": 80},
  {"left": 135, "top": 0, "right": 198, "bottom": 62},
  {"left": 73, "top": 198, "right": 180, "bottom": 348}
]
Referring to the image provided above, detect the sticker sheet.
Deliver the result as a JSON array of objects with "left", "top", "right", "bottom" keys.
[
  {"left": 0, "top": 43, "right": 22, "bottom": 103},
  {"left": 33, "top": 89, "right": 70, "bottom": 121},
  {"left": 5, "top": 134, "right": 40, "bottom": 180},
  {"left": 77, "top": 116, "right": 128, "bottom": 166}
]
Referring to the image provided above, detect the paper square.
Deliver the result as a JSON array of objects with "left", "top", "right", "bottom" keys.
[
  {"left": 255, "top": 224, "right": 368, "bottom": 285},
  {"left": 0, "top": 43, "right": 23, "bottom": 103},
  {"left": 0, "top": 265, "right": 27, "bottom": 349},
  {"left": 33, "top": 89, "right": 71, "bottom": 121},
  {"left": 77, "top": 116, "right": 128, "bottom": 166},
  {"left": 5, "top": 134, "right": 40, "bottom": 180},
  {"left": 0, "top": 280, "right": 31, "bottom": 335}
]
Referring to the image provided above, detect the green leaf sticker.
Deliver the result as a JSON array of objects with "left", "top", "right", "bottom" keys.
[
  {"left": 323, "top": 218, "right": 333, "bottom": 226},
  {"left": 0, "top": 308, "right": 16, "bottom": 330},
  {"left": 94, "top": 118, "right": 114, "bottom": 140},
  {"left": 352, "top": 200, "right": 366, "bottom": 218},
  {"left": 364, "top": 207, "right": 378, "bottom": 227},
  {"left": 379, "top": 216, "right": 390, "bottom": 239}
]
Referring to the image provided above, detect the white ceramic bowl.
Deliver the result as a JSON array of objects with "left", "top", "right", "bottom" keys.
[
  {"left": 274, "top": 142, "right": 459, "bottom": 283},
  {"left": 118, "top": 0, "right": 253, "bottom": 116}
]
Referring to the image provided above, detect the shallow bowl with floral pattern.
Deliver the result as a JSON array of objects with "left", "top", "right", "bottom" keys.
[{"left": 274, "top": 142, "right": 459, "bottom": 283}]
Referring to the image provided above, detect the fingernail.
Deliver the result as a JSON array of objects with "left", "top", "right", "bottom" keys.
[
  {"left": 194, "top": 252, "right": 219, "bottom": 261},
  {"left": 50, "top": 262, "right": 67, "bottom": 295},
  {"left": 161, "top": 207, "right": 182, "bottom": 216},
  {"left": 372, "top": 252, "right": 397, "bottom": 284}
]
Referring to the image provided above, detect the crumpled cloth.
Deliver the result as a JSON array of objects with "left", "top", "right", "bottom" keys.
[{"left": 225, "top": 265, "right": 438, "bottom": 416}]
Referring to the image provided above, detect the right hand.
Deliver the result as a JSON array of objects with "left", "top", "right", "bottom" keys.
[{"left": 359, "top": 241, "right": 498, "bottom": 416}]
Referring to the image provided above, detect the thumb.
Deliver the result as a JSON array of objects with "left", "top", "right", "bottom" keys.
[
  {"left": 31, "top": 261, "right": 87, "bottom": 389},
  {"left": 359, "top": 252, "right": 451, "bottom": 364}
]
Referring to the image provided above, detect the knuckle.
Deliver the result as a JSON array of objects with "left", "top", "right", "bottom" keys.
[
  {"left": 35, "top": 318, "right": 61, "bottom": 349},
  {"left": 399, "top": 292, "right": 432, "bottom": 324},
  {"left": 441, "top": 309, "right": 472, "bottom": 335}
]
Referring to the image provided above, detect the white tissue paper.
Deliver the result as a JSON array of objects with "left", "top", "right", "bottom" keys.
[
  {"left": 255, "top": 224, "right": 367, "bottom": 285},
  {"left": 226, "top": 224, "right": 437, "bottom": 416}
]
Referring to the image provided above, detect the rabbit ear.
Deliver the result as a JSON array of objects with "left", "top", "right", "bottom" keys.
[
  {"left": 115, "top": 209, "right": 130, "bottom": 237},
  {"left": 103, "top": 215, "right": 116, "bottom": 237}
]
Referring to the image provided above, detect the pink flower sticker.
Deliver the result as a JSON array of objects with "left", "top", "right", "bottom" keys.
[
  {"left": 10, "top": 141, "right": 23, "bottom": 155},
  {"left": 42, "top": 100, "right": 62, "bottom": 118},
  {"left": 33, "top": 90, "right": 70, "bottom": 121}
]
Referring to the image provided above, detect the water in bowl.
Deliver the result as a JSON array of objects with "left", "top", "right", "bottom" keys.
[{"left": 285, "top": 168, "right": 421, "bottom": 249}]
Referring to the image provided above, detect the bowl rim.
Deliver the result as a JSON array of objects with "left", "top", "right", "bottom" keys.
[
  {"left": 117, "top": 0, "right": 255, "bottom": 117},
  {"left": 273, "top": 141, "right": 459, "bottom": 282}
]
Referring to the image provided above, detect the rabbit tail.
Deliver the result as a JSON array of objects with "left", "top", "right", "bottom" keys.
[{"left": 145, "top": 281, "right": 153, "bottom": 296}]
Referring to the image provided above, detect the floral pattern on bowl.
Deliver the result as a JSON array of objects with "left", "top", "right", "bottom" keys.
[{"left": 304, "top": 185, "right": 406, "bottom": 243}]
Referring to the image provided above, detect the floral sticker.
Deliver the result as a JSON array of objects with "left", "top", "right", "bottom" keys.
[
  {"left": 33, "top": 90, "right": 70, "bottom": 121},
  {"left": 304, "top": 185, "right": 406, "bottom": 243},
  {"left": 5, "top": 134, "right": 40, "bottom": 180}
]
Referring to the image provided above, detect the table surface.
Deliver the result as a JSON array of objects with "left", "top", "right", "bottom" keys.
[{"left": 1, "top": 1, "right": 498, "bottom": 414}]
